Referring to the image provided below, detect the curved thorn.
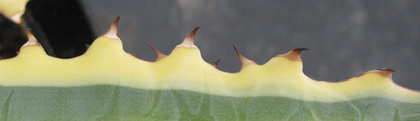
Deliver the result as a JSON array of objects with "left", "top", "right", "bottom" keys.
[
  {"left": 362, "top": 68, "right": 395, "bottom": 78},
  {"left": 287, "top": 48, "right": 308, "bottom": 56},
  {"left": 374, "top": 68, "right": 395, "bottom": 78},
  {"left": 291, "top": 48, "right": 309, "bottom": 54},
  {"left": 103, "top": 16, "right": 120, "bottom": 39},
  {"left": 85, "top": 44, "right": 91, "bottom": 49},
  {"left": 277, "top": 48, "right": 308, "bottom": 61},
  {"left": 178, "top": 26, "right": 200, "bottom": 48},
  {"left": 21, "top": 29, "right": 41, "bottom": 50},
  {"left": 209, "top": 59, "right": 221, "bottom": 67},
  {"left": 146, "top": 43, "right": 167, "bottom": 61},
  {"left": 130, "top": 51, "right": 140, "bottom": 57},
  {"left": 378, "top": 68, "right": 396, "bottom": 72},
  {"left": 233, "top": 45, "right": 256, "bottom": 67}
]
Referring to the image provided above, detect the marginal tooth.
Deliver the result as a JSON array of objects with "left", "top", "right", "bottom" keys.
[
  {"left": 277, "top": 48, "right": 308, "bottom": 61},
  {"left": 290, "top": 48, "right": 309, "bottom": 54},
  {"left": 102, "top": 16, "right": 120, "bottom": 39},
  {"left": 370, "top": 68, "right": 395, "bottom": 78},
  {"left": 21, "top": 29, "right": 41, "bottom": 50},
  {"left": 130, "top": 51, "right": 140, "bottom": 57},
  {"left": 209, "top": 59, "right": 221, "bottom": 67},
  {"left": 177, "top": 26, "right": 200, "bottom": 48},
  {"left": 146, "top": 43, "right": 167, "bottom": 61},
  {"left": 85, "top": 44, "right": 91, "bottom": 49},
  {"left": 233, "top": 45, "right": 256, "bottom": 67},
  {"left": 11, "top": 11, "right": 24, "bottom": 24}
]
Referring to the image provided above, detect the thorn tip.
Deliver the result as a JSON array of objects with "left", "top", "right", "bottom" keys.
[
  {"left": 276, "top": 48, "right": 308, "bottom": 61},
  {"left": 130, "top": 51, "right": 140, "bottom": 57},
  {"left": 103, "top": 16, "right": 120, "bottom": 39},
  {"left": 178, "top": 26, "right": 200, "bottom": 48},
  {"left": 233, "top": 45, "right": 256, "bottom": 67},
  {"left": 209, "top": 59, "right": 221, "bottom": 67},
  {"left": 366, "top": 68, "right": 395, "bottom": 78},
  {"left": 292, "top": 48, "right": 309, "bottom": 54},
  {"left": 146, "top": 43, "right": 167, "bottom": 61},
  {"left": 378, "top": 68, "right": 395, "bottom": 72}
]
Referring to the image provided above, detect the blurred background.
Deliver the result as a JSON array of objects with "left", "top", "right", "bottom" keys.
[{"left": 0, "top": 0, "right": 419, "bottom": 90}]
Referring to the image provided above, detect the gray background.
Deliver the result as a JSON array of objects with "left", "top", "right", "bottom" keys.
[{"left": 79, "top": 1, "right": 419, "bottom": 90}]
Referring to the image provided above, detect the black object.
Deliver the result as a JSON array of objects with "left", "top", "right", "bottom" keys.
[
  {"left": 25, "top": 0, "right": 95, "bottom": 58},
  {"left": 0, "top": 15, "right": 27, "bottom": 59}
]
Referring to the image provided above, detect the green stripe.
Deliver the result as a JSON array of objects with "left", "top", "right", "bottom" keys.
[{"left": 0, "top": 85, "right": 418, "bottom": 120}]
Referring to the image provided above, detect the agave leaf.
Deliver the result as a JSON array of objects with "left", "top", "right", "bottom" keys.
[{"left": 0, "top": 18, "right": 418, "bottom": 120}]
